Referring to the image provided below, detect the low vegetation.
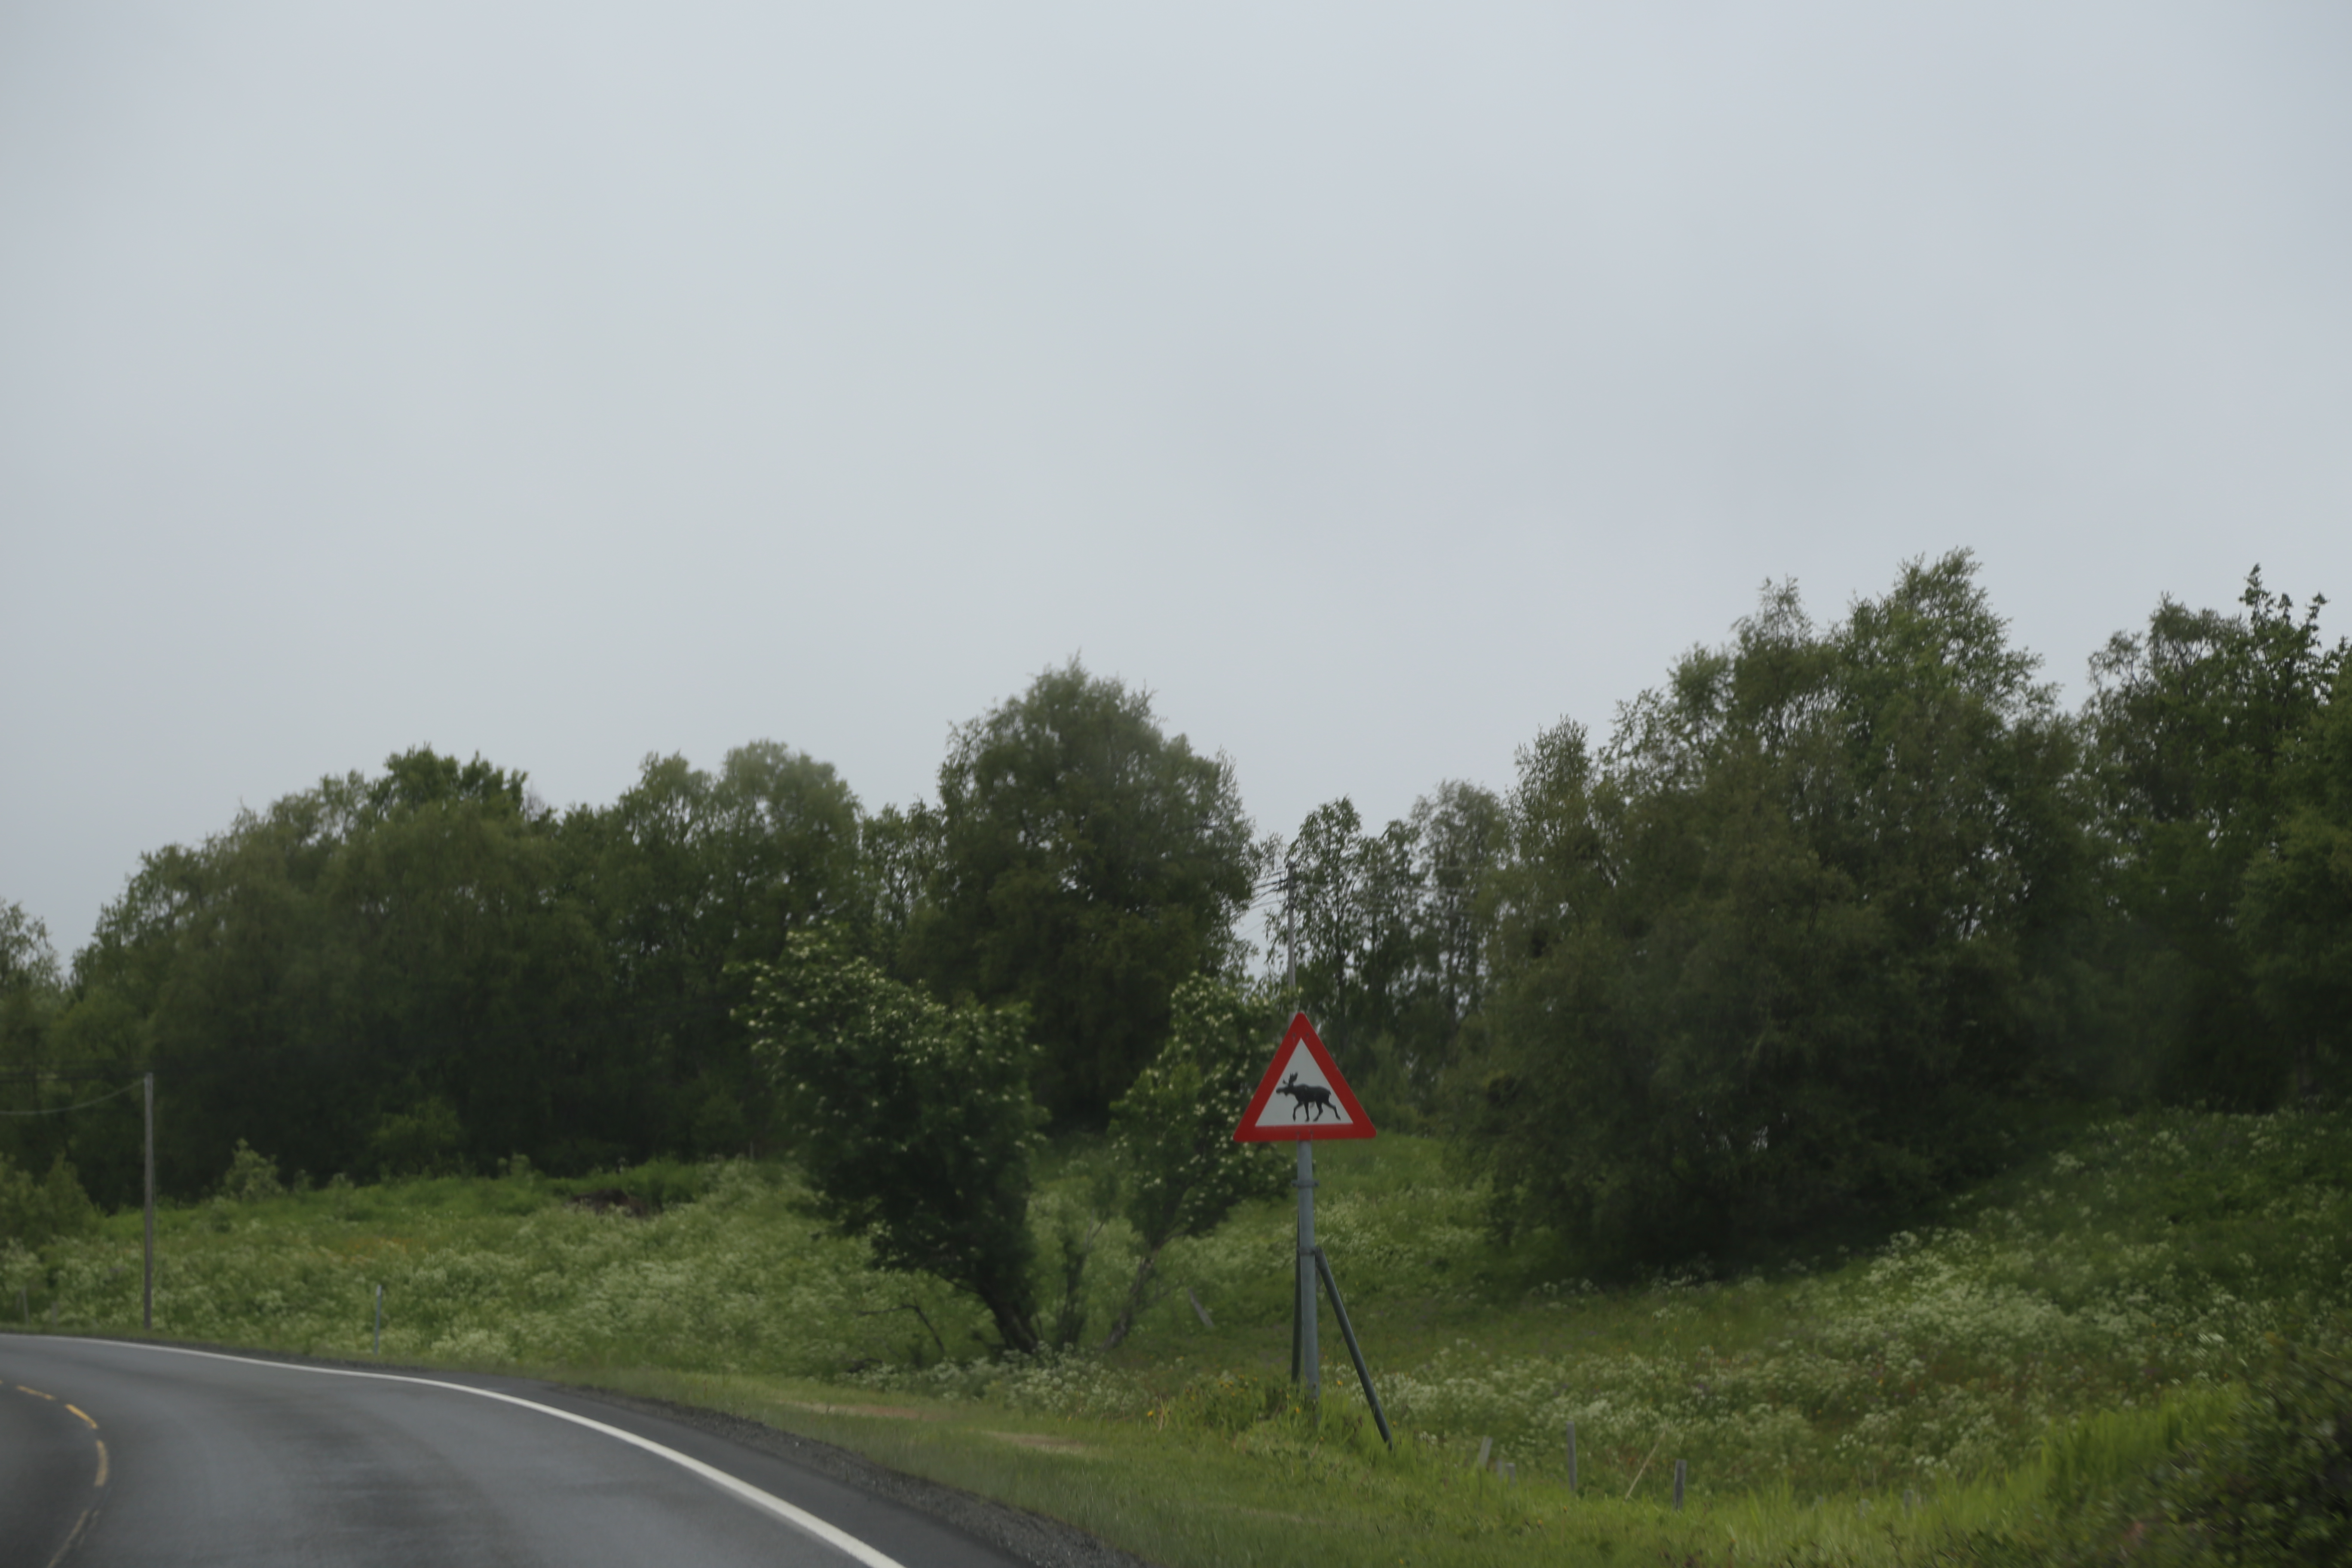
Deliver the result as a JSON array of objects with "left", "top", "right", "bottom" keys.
[{"left": 7, "top": 1104, "right": 2348, "bottom": 1565}]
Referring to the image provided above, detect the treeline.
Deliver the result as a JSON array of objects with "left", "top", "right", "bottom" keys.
[
  {"left": 0, "top": 665, "right": 1258, "bottom": 1207},
  {"left": 1459, "top": 556, "right": 2348, "bottom": 1268},
  {"left": 3, "top": 552, "right": 2347, "bottom": 1273}
]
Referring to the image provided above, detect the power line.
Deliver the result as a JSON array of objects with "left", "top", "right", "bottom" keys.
[
  {"left": 0, "top": 1079, "right": 140, "bottom": 1116},
  {"left": 0, "top": 1065, "right": 151, "bottom": 1084}
]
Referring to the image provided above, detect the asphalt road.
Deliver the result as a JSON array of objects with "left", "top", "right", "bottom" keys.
[{"left": 0, "top": 1336, "right": 1043, "bottom": 1568}]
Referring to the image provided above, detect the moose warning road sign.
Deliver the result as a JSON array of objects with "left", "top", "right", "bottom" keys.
[{"left": 1233, "top": 1013, "right": 1376, "bottom": 1141}]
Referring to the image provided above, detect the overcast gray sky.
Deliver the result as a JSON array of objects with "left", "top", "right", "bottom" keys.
[{"left": 5, "top": 2, "right": 2349, "bottom": 959}]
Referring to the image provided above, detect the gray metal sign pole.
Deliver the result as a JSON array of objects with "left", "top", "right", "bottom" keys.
[
  {"left": 1263, "top": 855, "right": 1393, "bottom": 1443},
  {"left": 142, "top": 1072, "right": 154, "bottom": 1332},
  {"left": 1296, "top": 1138, "right": 1319, "bottom": 1403},
  {"left": 1284, "top": 858, "right": 1312, "bottom": 1392}
]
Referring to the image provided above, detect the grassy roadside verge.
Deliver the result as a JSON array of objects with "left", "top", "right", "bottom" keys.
[
  {"left": 539, "top": 1360, "right": 2254, "bottom": 1568},
  {"left": 7, "top": 1106, "right": 2350, "bottom": 1565}
]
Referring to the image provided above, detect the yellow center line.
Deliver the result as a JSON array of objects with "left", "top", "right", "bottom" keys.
[
  {"left": 17, "top": 1384, "right": 55, "bottom": 1400},
  {"left": 65, "top": 1403, "right": 97, "bottom": 1429},
  {"left": 95, "top": 1439, "right": 109, "bottom": 1488}
]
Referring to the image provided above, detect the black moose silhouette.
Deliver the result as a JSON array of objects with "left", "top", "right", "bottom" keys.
[{"left": 1274, "top": 1072, "right": 1337, "bottom": 1122}]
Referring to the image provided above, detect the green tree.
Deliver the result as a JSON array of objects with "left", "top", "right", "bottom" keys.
[
  {"left": 65, "top": 792, "right": 350, "bottom": 1200},
  {"left": 322, "top": 752, "right": 606, "bottom": 1172},
  {"left": 862, "top": 802, "right": 940, "bottom": 962},
  {"left": 2239, "top": 661, "right": 2352, "bottom": 1099},
  {"left": 1272, "top": 782, "right": 1507, "bottom": 1115},
  {"left": 1470, "top": 554, "right": 2092, "bottom": 1268},
  {"left": 902, "top": 660, "right": 1257, "bottom": 1127},
  {"left": 0, "top": 902, "right": 67, "bottom": 1174},
  {"left": 742, "top": 930, "right": 1047, "bottom": 1353},
  {"left": 1279, "top": 799, "right": 1422, "bottom": 1066},
  {"left": 1102, "top": 975, "right": 1289, "bottom": 1348},
  {"left": 2086, "top": 571, "right": 2343, "bottom": 1103},
  {"left": 563, "top": 742, "right": 867, "bottom": 1156},
  {"left": 0, "top": 900, "right": 61, "bottom": 1003},
  {"left": 1409, "top": 780, "right": 1508, "bottom": 1050},
  {"left": 63, "top": 749, "right": 610, "bottom": 1194}
]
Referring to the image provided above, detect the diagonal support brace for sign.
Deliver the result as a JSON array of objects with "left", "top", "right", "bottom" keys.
[{"left": 1309, "top": 1245, "right": 1393, "bottom": 1448}]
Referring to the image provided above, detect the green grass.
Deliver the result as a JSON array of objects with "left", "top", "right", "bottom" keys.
[{"left": 6, "top": 1106, "right": 2350, "bottom": 1565}]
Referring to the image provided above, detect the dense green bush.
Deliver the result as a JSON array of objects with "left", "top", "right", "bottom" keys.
[
  {"left": 1101, "top": 974, "right": 1291, "bottom": 1348},
  {"left": 217, "top": 1139, "right": 287, "bottom": 1203},
  {"left": 1936, "top": 1343, "right": 2352, "bottom": 1567},
  {"left": 2149, "top": 1342, "right": 2352, "bottom": 1565},
  {"left": 742, "top": 929, "right": 1047, "bottom": 1352},
  {"left": 0, "top": 1149, "right": 98, "bottom": 1250}
]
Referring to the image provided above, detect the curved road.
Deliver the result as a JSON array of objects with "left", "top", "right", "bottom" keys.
[{"left": 0, "top": 1336, "right": 1036, "bottom": 1568}]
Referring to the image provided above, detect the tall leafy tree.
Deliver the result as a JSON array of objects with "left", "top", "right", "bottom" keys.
[
  {"left": 0, "top": 902, "right": 76, "bottom": 1185},
  {"left": 2084, "top": 572, "right": 2344, "bottom": 1103},
  {"left": 0, "top": 900, "right": 61, "bottom": 1072},
  {"left": 62, "top": 750, "right": 610, "bottom": 1194},
  {"left": 2238, "top": 660, "right": 2352, "bottom": 1099},
  {"left": 321, "top": 752, "right": 606, "bottom": 1172},
  {"left": 902, "top": 661, "right": 1257, "bottom": 1126},
  {"left": 1409, "top": 781, "right": 1508, "bottom": 1044},
  {"left": 861, "top": 801, "right": 940, "bottom": 964},
  {"left": 563, "top": 742, "right": 866, "bottom": 1155},
  {"left": 67, "top": 786, "right": 358, "bottom": 1199},
  {"left": 1271, "top": 784, "right": 1505, "bottom": 1113},
  {"left": 1280, "top": 799, "right": 1422, "bottom": 1066},
  {"left": 1470, "top": 554, "right": 2092, "bottom": 1268}
]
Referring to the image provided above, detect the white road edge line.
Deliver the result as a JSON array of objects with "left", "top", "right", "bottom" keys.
[{"left": 46, "top": 1338, "right": 909, "bottom": 1568}]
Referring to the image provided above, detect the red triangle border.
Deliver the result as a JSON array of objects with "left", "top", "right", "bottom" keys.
[{"left": 1232, "top": 1013, "right": 1378, "bottom": 1141}]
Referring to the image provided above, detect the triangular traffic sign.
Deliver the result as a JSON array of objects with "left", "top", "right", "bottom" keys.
[{"left": 1232, "top": 1013, "right": 1376, "bottom": 1141}]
